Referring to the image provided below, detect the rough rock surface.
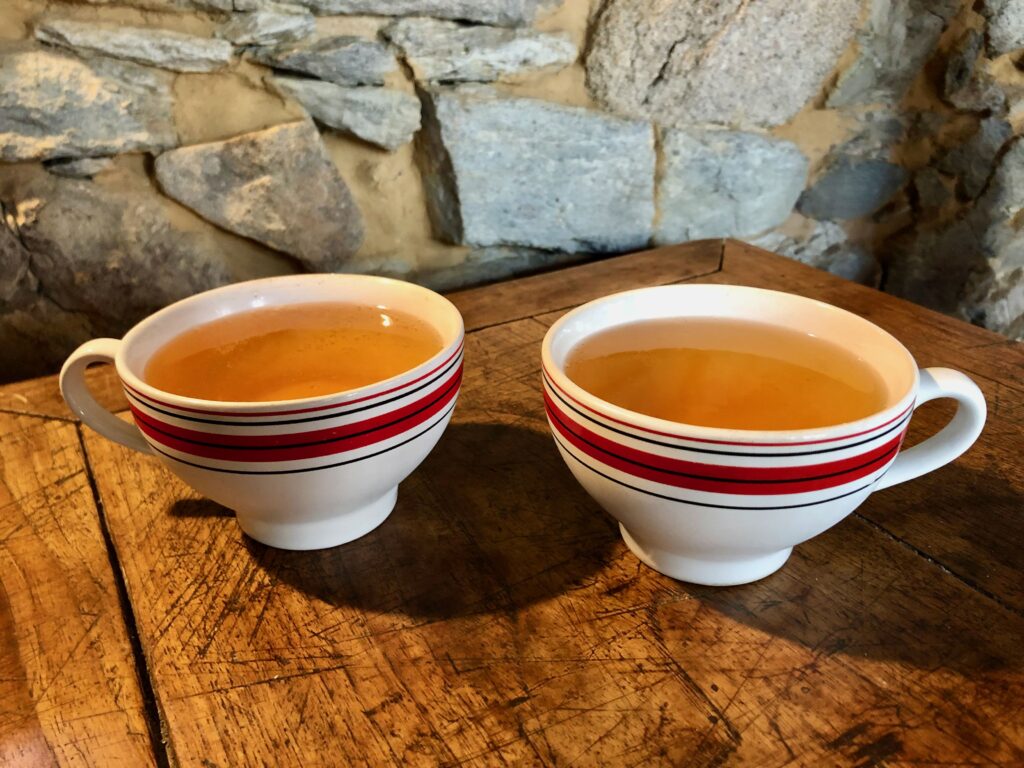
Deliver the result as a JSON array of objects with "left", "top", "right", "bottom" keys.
[
  {"left": 887, "top": 139, "right": 1024, "bottom": 337},
  {"left": 81, "top": 0, "right": 232, "bottom": 9},
  {"left": 274, "top": 77, "right": 420, "bottom": 150},
  {"left": 0, "top": 46, "right": 176, "bottom": 162},
  {"left": 0, "top": 172, "right": 243, "bottom": 381},
  {"left": 827, "top": 0, "right": 955, "bottom": 107},
  {"left": 655, "top": 129, "right": 807, "bottom": 244},
  {"left": 35, "top": 18, "right": 233, "bottom": 73},
  {"left": 913, "top": 167, "right": 954, "bottom": 213},
  {"left": 154, "top": 120, "right": 364, "bottom": 270},
  {"left": 43, "top": 157, "right": 115, "bottom": 179},
  {"left": 419, "top": 86, "right": 655, "bottom": 252},
  {"left": 982, "top": 0, "right": 1024, "bottom": 55},
  {"left": 384, "top": 18, "right": 576, "bottom": 83},
  {"left": 975, "top": 264, "right": 1024, "bottom": 338},
  {"left": 798, "top": 156, "right": 908, "bottom": 221},
  {"left": 1, "top": 174, "right": 233, "bottom": 326},
  {"left": 218, "top": 7, "right": 315, "bottom": 47},
  {"left": 270, "top": 0, "right": 553, "bottom": 25},
  {"left": 250, "top": 36, "right": 396, "bottom": 85},
  {"left": 0, "top": 210, "right": 36, "bottom": 308},
  {"left": 841, "top": 110, "right": 907, "bottom": 157},
  {"left": 937, "top": 117, "right": 1012, "bottom": 200},
  {"left": 0, "top": 295, "right": 95, "bottom": 383},
  {"left": 943, "top": 29, "right": 1006, "bottom": 113},
  {"left": 586, "top": 0, "right": 861, "bottom": 127},
  {"left": 754, "top": 222, "right": 880, "bottom": 285}
]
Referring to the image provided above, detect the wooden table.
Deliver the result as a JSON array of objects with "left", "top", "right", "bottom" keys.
[{"left": 1, "top": 240, "right": 1022, "bottom": 767}]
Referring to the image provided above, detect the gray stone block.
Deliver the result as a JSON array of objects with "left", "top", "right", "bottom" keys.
[
  {"left": 218, "top": 7, "right": 315, "bottom": 47},
  {"left": 887, "top": 139, "right": 1024, "bottom": 337},
  {"left": 586, "top": 0, "right": 860, "bottom": 128},
  {"left": 418, "top": 85, "right": 655, "bottom": 252},
  {"left": 943, "top": 29, "right": 1006, "bottom": 113},
  {"left": 274, "top": 77, "right": 420, "bottom": 150},
  {"left": 655, "top": 129, "right": 807, "bottom": 243},
  {"left": 383, "top": 17, "right": 576, "bottom": 83},
  {"left": 274, "top": 0, "right": 553, "bottom": 25},
  {"left": 938, "top": 117, "right": 1012, "bottom": 200},
  {"left": 798, "top": 156, "right": 908, "bottom": 221},
  {"left": 0, "top": 46, "right": 176, "bottom": 162},
  {"left": 79, "top": 0, "right": 232, "bottom": 10},
  {"left": 3, "top": 173, "right": 232, "bottom": 325},
  {"left": 251, "top": 36, "right": 396, "bottom": 85},
  {"left": 154, "top": 120, "right": 364, "bottom": 270},
  {"left": 827, "top": 0, "right": 950, "bottom": 108},
  {"left": 35, "top": 18, "right": 233, "bottom": 73},
  {"left": 753, "top": 222, "right": 879, "bottom": 285},
  {"left": 982, "top": 0, "right": 1024, "bottom": 55}
]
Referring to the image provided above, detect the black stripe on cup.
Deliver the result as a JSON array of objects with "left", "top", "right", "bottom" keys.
[
  {"left": 543, "top": 372, "right": 913, "bottom": 458},
  {"left": 148, "top": 401, "right": 458, "bottom": 475}
]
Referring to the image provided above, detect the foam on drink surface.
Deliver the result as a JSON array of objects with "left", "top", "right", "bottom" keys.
[
  {"left": 144, "top": 302, "right": 444, "bottom": 402},
  {"left": 564, "top": 318, "right": 889, "bottom": 431}
]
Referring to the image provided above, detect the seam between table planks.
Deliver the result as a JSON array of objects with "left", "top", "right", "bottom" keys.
[
  {"left": 75, "top": 423, "right": 174, "bottom": 768},
  {"left": 464, "top": 260, "right": 726, "bottom": 334},
  {"left": 456, "top": 243, "right": 726, "bottom": 334},
  {"left": 0, "top": 405, "right": 79, "bottom": 422},
  {"left": 852, "top": 511, "right": 1024, "bottom": 620}
]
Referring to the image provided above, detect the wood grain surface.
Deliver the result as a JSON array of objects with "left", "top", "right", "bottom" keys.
[
  {"left": 0, "top": 366, "right": 127, "bottom": 422},
  {"left": 0, "top": 411, "right": 155, "bottom": 766},
  {"left": 448, "top": 240, "right": 723, "bottom": 331},
  {"left": 4, "top": 240, "right": 1022, "bottom": 766}
]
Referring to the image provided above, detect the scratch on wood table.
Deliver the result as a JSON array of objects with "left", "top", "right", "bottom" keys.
[{"left": 1, "top": 240, "right": 1021, "bottom": 766}]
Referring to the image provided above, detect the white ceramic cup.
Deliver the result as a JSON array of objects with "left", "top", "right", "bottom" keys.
[
  {"left": 542, "top": 284, "right": 986, "bottom": 586},
  {"left": 61, "top": 275, "right": 464, "bottom": 550}
]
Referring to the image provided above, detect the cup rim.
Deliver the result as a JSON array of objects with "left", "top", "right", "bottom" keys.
[
  {"left": 541, "top": 283, "right": 919, "bottom": 444},
  {"left": 115, "top": 273, "right": 465, "bottom": 413}
]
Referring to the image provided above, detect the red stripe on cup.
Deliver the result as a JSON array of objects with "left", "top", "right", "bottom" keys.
[
  {"left": 545, "top": 394, "right": 903, "bottom": 495},
  {"left": 545, "top": 391, "right": 902, "bottom": 480},
  {"left": 130, "top": 366, "right": 462, "bottom": 448},
  {"left": 134, "top": 369, "right": 461, "bottom": 463}
]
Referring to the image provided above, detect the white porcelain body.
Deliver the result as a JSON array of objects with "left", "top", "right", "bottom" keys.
[
  {"left": 61, "top": 275, "right": 464, "bottom": 550},
  {"left": 542, "top": 284, "right": 986, "bottom": 586}
]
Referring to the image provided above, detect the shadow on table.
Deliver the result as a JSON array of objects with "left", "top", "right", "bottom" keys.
[
  {"left": 170, "top": 428, "right": 1021, "bottom": 674},
  {"left": 169, "top": 498, "right": 234, "bottom": 519},
  {"left": 679, "top": 458, "right": 1024, "bottom": 675},
  {"left": 237, "top": 420, "right": 618, "bottom": 621}
]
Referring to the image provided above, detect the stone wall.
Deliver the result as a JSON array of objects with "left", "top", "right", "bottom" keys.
[{"left": 1, "top": 0, "right": 1022, "bottom": 382}]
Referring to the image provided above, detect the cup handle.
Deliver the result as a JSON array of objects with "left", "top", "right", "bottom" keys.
[
  {"left": 59, "top": 339, "right": 152, "bottom": 454},
  {"left": 875, "top": 367, "right": 986, "bottom": 490}
]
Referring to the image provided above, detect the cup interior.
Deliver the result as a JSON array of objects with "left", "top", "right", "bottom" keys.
[
  {"left": 544, "top": 284, "right": 917, "bottom": 432},
  {"left": 118, "top": 274, "right": 464, "bottom": 407}
]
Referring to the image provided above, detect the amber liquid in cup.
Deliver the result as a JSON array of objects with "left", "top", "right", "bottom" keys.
[
  {"left": 144, "top": 302, "right": 443, "bottom": 402},
  {"left": 564, "top": 318, "right": 888, "bottom": 431}
]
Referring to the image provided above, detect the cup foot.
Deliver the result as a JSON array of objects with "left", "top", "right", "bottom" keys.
[
  {"left": 237, "top": 487, "right": 398, "bottom": 550},
  {"left": 619, "top": 524, "right": 792, "bottom": 586}
]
